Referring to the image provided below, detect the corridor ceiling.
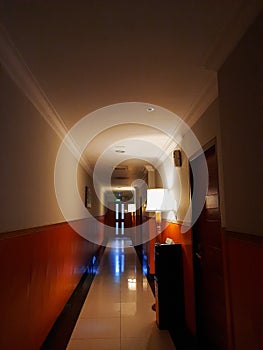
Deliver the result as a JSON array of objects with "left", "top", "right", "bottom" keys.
[{"left": 0, "top": 1, "right": 261, "bottom": 186}]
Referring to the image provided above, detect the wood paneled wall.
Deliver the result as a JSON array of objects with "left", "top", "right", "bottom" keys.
[
  {"left": 225, "top": 232, "right": 263, "bottom": 350},
  {"left": 0, "top": 221, "right": 103, "bottom": 350},
  {"left": 144, "top": 221, "right": 263, "bottom": 349}
]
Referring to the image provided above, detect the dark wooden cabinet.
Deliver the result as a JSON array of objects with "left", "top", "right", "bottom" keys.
[{"left": 154, "top": 243, "right": 185, "bottom": 330}]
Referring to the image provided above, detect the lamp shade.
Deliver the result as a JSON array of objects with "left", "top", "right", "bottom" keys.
[
  {"left": 146, "top": 188, "right": 175, "bottom": 212},
  {"left": 128, "top": 203, "right": 136, "bottom": 212}
]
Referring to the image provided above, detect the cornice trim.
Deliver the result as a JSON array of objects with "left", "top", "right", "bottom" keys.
[
  {"left": 183, "top": 75, "right": 218, "bottom": 129},
  {"left": 0, "top": 23, "right": 92, "bottom": 174},
  {"left": 203, "top": 1, "right": 262, "bottom": 71}
]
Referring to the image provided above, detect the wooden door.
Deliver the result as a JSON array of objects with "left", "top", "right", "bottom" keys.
[{"left": 192, "top": 144, "right": 228, "bottom": 349}]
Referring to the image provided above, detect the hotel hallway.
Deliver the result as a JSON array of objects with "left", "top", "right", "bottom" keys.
[{"left": 66, "top": 238, "right": 176, "bottom": 350}]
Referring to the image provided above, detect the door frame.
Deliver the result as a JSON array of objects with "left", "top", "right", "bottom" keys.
[{"left": 190, "top": 138, "right": 232, "bottom": 349}]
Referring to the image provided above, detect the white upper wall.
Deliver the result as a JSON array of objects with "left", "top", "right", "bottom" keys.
[
  {"left": 190, "top": 14, "right": 262, "bottom": 236},
  {"left": 0, "top": 70, "right": 95, "bottom": 233},
  {"left": 0, "top": 70, "right": 63, "bottom": 232},
  {"left": 218, "top": 15, "right": 262, "bottom": 236}
]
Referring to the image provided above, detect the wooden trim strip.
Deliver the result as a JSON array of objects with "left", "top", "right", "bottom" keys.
[
  {"left": 0, "top": 216, "right": 105, "bottom": 240},
  {"left": 0, "top": 221, "right": 69, "bottom": 240},
  {"left": 225, "top": 230, "right": 263, "bottom": 244}
]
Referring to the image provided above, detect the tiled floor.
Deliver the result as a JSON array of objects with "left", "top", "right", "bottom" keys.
[{"left": 66, "top": 238, "right": 176, "bottom": 350}]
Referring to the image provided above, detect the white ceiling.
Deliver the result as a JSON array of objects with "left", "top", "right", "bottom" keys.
[{"left": 0, "top": 1, "right": 261, "bottom": 186}]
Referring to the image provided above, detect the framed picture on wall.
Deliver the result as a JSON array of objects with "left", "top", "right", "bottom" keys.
[{"left": 85, "top": 186, "right": 92, "bottom": 208}]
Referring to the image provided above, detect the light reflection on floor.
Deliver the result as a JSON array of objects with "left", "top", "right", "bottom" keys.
[{"left": 67, "top": 237, "right": 176, "bottom": 350}]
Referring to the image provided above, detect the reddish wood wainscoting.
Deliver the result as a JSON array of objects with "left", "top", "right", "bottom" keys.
[
  {"left": 0, "top": 220, "right": 104, "bottom": 350},
  {"left": 225, "top": 231, "right": 263, "bottom": 350},
  {"left": 143, "top": 222, "right": 263, "bottom": 349}
]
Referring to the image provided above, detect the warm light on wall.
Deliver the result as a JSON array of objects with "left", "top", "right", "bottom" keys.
[{"left": 167, "top": 211, "right": 177, "bottom": 223}]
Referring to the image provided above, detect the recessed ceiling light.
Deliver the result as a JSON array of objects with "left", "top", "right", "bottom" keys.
[
  {"left": 114, "top": 146, "right": 126, "bottom": 153},
  {"left": 146, "top": 106, "right": 155, "bottom": 112}
]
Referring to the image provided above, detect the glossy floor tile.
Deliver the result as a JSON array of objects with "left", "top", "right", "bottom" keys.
[{"left": 66, "top": 238, "right": 176, "bottom": 350}]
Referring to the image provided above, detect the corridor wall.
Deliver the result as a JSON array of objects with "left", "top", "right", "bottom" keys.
[
  {"left": 0, "top": 223, "right": 101, "bottom": 350},
  {"left": 0, "top": 60, "right": 102, "bottom": 349},
  {"left": 191, "top": 14, "right": 263, "bottom": 350},
  {"left": 217, "top": 14, "right": 263, "bottom": 350}
]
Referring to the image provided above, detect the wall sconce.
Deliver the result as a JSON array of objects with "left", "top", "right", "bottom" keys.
[
  {"left": 173, "top": 149, "right": 182, "bottom": 167},
  {"left": 146, "top": 188, "right": 176, "bottom": 232}
]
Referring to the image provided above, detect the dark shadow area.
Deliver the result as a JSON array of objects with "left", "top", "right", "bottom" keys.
[
  {"left": 168, "top": 326, "right": 198, "bottom": 350},
  {"left": 41, "top": 246, "right": 105, "bottom": 350},
  {"left": 134, "top": 244, "right": 197, "bottom": 350}
]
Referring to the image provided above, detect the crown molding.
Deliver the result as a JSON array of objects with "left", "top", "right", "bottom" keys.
[
  {"left": 203, "top": 1, "right": 262, "bottom": 71},
  {"left": 0, "top": 23, "right": 92, "bottom": 174},
  {"left": 183, "top": 75, "right": 218, "bottom": 129},
  {"left": 156, "top": 74, "right": 218, "bottom": 168}
]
